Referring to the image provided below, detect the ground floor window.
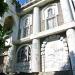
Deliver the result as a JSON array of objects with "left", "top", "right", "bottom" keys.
[{"left": 17, "top": 45, "right": 31, "bottom": 63}]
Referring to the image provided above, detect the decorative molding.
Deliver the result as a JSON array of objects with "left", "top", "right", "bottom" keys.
[{"left": 41, "top": 34, "right": 69, "bottom": 72}]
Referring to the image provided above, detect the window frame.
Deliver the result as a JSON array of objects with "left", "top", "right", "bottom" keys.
[
  {"left": 20, "top": 14, "right": 32, "bottom": 38},
  {"left": 16, "top": 44, "right": 31, "bottom": 63},
  {"left": 42, "top": 3, "right": 58, "bottom": 30}
]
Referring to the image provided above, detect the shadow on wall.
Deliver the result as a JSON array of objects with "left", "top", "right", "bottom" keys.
[
  {"left": 0, "top": 72, "right": 6, "bottom": 75},
  {"left": 54, "top": 51, "right": 74, "bottom": 75},
  {"left": 8, "top": 51, "right": 74, "bottom": 75},
  {"left": 54, "top": 70, "right": 72, "bottom": 75}
]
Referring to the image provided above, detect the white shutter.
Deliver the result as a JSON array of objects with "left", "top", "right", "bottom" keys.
[
  {"left": 51, "top": 6, "right": 55, "bottom": 16},
  {"left": 53, "top": 4, "right": 58, "bottom": 27},
  {"left": 45, "top": 8, "right": 48, "bottom": 19},
  {"left": 41, "top": 8, "right": 45, "bottom": 20},
  {"left": 54, "top": 4, "right": 58, "bottom": 16},
  {"left": 29, "top": 14, "right": 32, "bottom": 25}
]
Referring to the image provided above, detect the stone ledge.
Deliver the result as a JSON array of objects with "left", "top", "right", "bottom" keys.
[
  {"left": 14, "top": 21, "right": 75, "bottom": 45},
  {"left": 13, "top": 71, "right": 72, "bottom": 75}
]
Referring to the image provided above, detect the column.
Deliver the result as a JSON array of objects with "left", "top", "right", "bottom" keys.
[
  {"left": 32, "top": 7, "right": 40, "bottom": 72},
  {"left": 66, "top": 29, "right": 75, "bottom": 75},
  {"left": 60, "top": 0, "right": 75, "bottom": 75}
]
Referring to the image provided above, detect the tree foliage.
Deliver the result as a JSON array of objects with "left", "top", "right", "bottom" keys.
[
  {"left": 12, "top": 0, "right": 21, "bottom": 10},
  {"left": 0, "top": 24, "right": 11, "bottom": 49},
  {"left": 0, "top": 0, "right": 8, "bottom": 17},
  {"left": 0, "top": 0, "right": 8, "bottom": 49},
  {"left": 0, "top": 0, "right": 20, "bottom": 50},
  {"left": 0, "top": 25, "right": 6, "bottom": 49}
]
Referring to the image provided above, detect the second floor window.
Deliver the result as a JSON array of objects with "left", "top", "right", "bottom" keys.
[
  {"left": 22, "top": 14, "right": 32, "bottom": 37},
  {"left": 44, "top": 4, "right": 58, "bottom": 30}
]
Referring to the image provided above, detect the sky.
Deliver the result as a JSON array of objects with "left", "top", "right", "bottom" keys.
[{"left": 17, "top": 0, "right": 27, "bottom": 5}]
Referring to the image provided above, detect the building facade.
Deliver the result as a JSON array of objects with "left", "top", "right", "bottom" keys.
[{"left": 0, "top": 0, "right": 75, "bottom": 75}]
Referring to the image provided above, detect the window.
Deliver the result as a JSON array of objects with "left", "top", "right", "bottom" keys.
[
  {"left": 17, "top": 45, "right": 31, "bottom": 63},
  {"left": 22, "top": 14, "right": 32, "bottom": 37},
  {"left": 44, "top": 4, "right": 58, "bottom": 30}
]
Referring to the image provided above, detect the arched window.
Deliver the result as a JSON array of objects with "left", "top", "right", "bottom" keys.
[
  {"left": 17, "top": 45, "right": 31, "bottom": 63},
  {"left": 44, "top": 4, "right": 58, "bottom": 30}
]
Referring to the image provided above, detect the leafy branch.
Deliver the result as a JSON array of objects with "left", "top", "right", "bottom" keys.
[
  {"left": 0, "top": 24, "right": 12, "bottom": 50},
  {"left": 0, "top": 0, "right": 8, "bottom": 17}
]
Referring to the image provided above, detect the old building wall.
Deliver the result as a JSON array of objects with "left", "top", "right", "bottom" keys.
[{"left": 1, "top": 0, "right": 75, "bottom": 75}]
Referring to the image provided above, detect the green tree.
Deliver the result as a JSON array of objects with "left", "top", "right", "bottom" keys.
[
  {"left": 0, "top": 0, "right": 8, "bottom": 49},
  {"left": 0, "top": 25, "right": 10, "bottom": 49},
  {"left": 0, "top": 0, "right": 8, "bottom": 17},
  {"left": 0, "top": 0, "right": 20, "bottom": 50}
]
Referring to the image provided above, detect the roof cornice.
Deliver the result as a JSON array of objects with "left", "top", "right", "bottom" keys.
[{"left": 20, "top": 0, "right": 54, "bottom": 15}]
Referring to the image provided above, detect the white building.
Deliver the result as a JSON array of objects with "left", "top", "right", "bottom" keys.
[{"left": 0, "top": 0, "right": 75, "bottom": 75}]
